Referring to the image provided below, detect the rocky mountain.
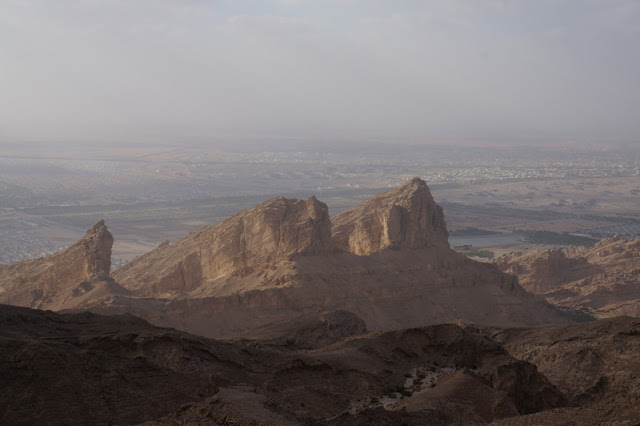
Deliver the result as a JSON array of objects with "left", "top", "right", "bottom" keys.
[
  {"left": 112, "top": 196, "right": 333, "bottom": 297},
  {"left": 0, "top": 304, "right": 571, "bottom": 425},
  {"left": 109, "top": 178, "right": 568, "bottom": 337},
  {"left": 331, "top": 177, "right": 449, "bottom": 254},
  {"left": 2, "top": 177, "right": 639, "bottom": 424},
  {"left": 0, "top": 179, "right": 570, "bottom": 338},
  {"left": 495, "top": 236, "right": 640, "bottom": 318},
  {"left": 0, "top": 220, "right": 131, "bottom": 311},
  {"left": 112, "top": 178, "right": 452, "bottom": 297}
]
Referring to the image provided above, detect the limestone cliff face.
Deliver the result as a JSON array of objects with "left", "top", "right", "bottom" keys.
[
  {"left": 332, "top": 178, "right": 448, "bottom": 255},
  {"left": 110, "top": 180, "right": 569, "bottom": 335},
  {"left": 0, "top": 220, "right": 119, "bottom": 309},
  {"left": 113, "top": 196, "right": 332, "bottom": 296},
  {"left": 0, "top": 181, "right": 571, "bottom": 338},
  {"left": 200, "top": 195, "right": 332, "bottom": 268},
  {"left": 495, "top": 236, "right": 640, "bottom": 318}
]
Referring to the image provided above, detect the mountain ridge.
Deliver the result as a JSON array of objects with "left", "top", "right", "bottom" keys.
[
  {"left": 1, "top": 178, "right": 570, "bottom": 337},
  {"left": 0, "top": 219, "right": 127, "bottom": 310},
  {"left": 496, "top": 236, "right": 640, "bottom": 318},
  {"left": 0, "top": 303, "right": 571, "bottom": 425}
]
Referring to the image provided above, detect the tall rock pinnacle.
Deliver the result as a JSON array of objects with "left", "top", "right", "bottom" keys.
[
  {"left": 83, "top": 219, "right": 114, "bottom": 280},
  {"left": 0, "top": 220, "right": 114, "bottom": 308}
]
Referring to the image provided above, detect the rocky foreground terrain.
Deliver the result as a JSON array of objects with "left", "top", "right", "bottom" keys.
[
  {"left": 1, "top": 179, "right": 569, "bottom": 338},
  {"left": 1, "top": 304, "right": 639, "bottom": 425},
  {"left": 496, "top": 236, "right": 640, "bottom": 318},
  {"left": 490, "top": 317, "right": 640, "bottom": 425}
]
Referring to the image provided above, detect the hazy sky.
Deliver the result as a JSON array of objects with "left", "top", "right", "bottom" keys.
[{"left": 1, "top": 0, "right": 639, "bottom": 146}]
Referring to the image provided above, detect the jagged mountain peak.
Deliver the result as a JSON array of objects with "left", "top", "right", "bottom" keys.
[
  {"left": 231, "top": 194, "right": 333, "bottom": 257},
  {"left": 108, "top": 180, "right": 569, "bottom": 337},
  {"left": 1, "top": 184, "right": 571, "bottom": 339},
  {"left": 0, "top": 220, "right": 117, "bottom": 309},
  {"left": 83, "top": 219, "right": 113, "bottom": 280},
  {"left": 332, "top": 177, "right": 448, "bottom": 255},
  {"left": 113, "top": 194, "right": 333, "bottom": 295},
  {"left": 496, "top": 236, "right": 640, "bottom": 318}
]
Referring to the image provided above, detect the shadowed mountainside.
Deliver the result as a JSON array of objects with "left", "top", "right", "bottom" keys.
[
  {"left": 0, "top": 304, "right": 572, "bottom": 425},
  {"left": 490, "top": 316, "right": 640, "bottom": 425},
  {"left": 496, "top": 236, "right": 640, "bottom": 318},
  {"left": 3, "top": 304, "right": 639, "bottom": 425}
]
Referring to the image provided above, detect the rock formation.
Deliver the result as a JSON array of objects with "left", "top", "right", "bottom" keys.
[
  {"left": 0, "top": 220, "right": 129, "bottom": 310},
  {"left": 0, "top": 304, "right": 218, "bottom": 425},
  {"left": 332, "top": 177, "right": 448, "bottom": 254},
  {"left": 495, "top": 248, "right": 595, "bottom": 294},
  {"left": 1, "top": 304, "right": 573, "bottom": 425},
  {"left": 495, "top": 236, "right": 640, "bottom": 318},
  {"left": 3, "top": 179, "right": 640, "bottom": 424},
  {"left": 1, "top": 179, "right": 571, "bottom": 338},
  {"left": 113, "top": 196, "right": 332, "bottom": 296},
  {"left": 109, "top": 178, "right": 568, "bottom": 337}
]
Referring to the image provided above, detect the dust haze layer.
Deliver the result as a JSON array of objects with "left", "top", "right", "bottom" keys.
[{"left": 3, "top": 1, "right": 639, "bottom": 144}]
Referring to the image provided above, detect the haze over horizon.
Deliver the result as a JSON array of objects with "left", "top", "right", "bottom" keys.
[{"left": 1, "top": 0, "right": 639, "bottom": 147}]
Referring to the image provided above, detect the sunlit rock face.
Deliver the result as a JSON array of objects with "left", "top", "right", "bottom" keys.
[
  {"left": 332, "top": 178, "right": 449, "bottom": 255},
  {"left": 112, "top": 196, "right": 333, "bottom": 296},
  {"left": 0, "top": 220, "right": 120, "bottom": 310}
]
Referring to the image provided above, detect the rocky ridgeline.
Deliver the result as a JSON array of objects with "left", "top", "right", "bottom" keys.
[
  {"left": 112, "top": 196, "right": 332, "bottom": 296},
  {"left": 496, "top": 236, "right": 640, "bottom": 318},
  {"left": 113, "top": 178, "right": 450, "bottom": 295},
  {"left": 332, "top": 177, "right": 449, "bottom": 254},
  {"left": 0, "top": 178, "right": 569, "bottom": 337}
]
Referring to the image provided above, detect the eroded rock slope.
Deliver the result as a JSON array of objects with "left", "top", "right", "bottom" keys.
[
  {"left": 331, "top": 177, "right": 449, "bottom": 254},
  {"left": 0, "top": 220, "right": 130, "bottom": 310},
  {"left": 490, "top": 317, "right": 640, "bottom": 425},
  {"left": 1, "top": 179, "right": 569, "bottom": 338},
  {"left": 113, "top": 196, "right": 332, "bottom": 297},
  {"left": 496, "top": 236, "right": 640, "bottom": 318},
  {"left": 109, "top": 178, "right": 568, "bottom": 337}
]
